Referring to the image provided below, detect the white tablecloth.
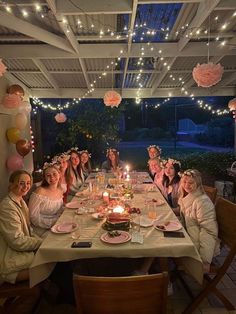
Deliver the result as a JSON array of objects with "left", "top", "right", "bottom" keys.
[{"left": 30, "top": 173, "right": 203, "bottom": 287}]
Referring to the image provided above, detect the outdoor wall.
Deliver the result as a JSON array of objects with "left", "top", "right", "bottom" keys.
[{"left": 0, "top": 77, "right": 33, "bottom": 200}]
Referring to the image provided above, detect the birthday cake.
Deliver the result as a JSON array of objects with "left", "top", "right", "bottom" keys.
[{"left": 102, "top": 212, "right": 130, "bottom": 231}]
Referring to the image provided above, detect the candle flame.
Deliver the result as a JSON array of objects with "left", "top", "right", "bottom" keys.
[{"left": 113, "top": 205, "right": 124, "bottom": 213}]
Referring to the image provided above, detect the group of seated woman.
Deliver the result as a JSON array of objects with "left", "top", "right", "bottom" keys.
[
  {"left": 146, "top": 144, "right": 220, "bottom": 272},
  {"left": 0, "top": 144, "right": 220, "bottom": 287}
]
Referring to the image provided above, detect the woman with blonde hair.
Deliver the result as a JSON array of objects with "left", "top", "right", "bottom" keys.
[
  {"left": 178, "top": 169, "right": 220, "bottom": 272},
  {"left": 28, "top": 163, "right": 64, "bottom": 237},
  {"left": 0, "top": 170, "right": 42, "bottom": 284}
]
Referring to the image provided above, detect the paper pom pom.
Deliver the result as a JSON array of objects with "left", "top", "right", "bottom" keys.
[
  {"left": 192, "top": 62, "right": 224, "bottom": 88},
  {"left": 228, "top": 98, "right": 236, "bottom": 111},
  {"left": 0, "top": 59, "right": 7, "bottom": 77},
  {"left": 55, "top": 113, "right": 67, "bottom": 123},
  {"left": 104, "top": 90, "right": 122, "bottom": 107}
]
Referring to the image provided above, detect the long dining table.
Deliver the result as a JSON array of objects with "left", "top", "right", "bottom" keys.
[{"left": 29, "top": 171, "right": 203, "bottom": 287}]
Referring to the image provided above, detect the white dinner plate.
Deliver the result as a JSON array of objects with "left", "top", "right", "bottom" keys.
[
  {"left": 65, "top": 201, "right": 80, "bottom": 209},
  {"left": 51, "top": 222, "right": 78, "bottom": 234},
  {"left": 153, "top": 220, "right": 182, "bottom": 232},
  {"left": 100, "top": 231, "right": 131, "bottom": 244}
]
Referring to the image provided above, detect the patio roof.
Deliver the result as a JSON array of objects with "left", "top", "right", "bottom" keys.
[{"left": 0, "top": 0, "right": 236, "bottom": 99}]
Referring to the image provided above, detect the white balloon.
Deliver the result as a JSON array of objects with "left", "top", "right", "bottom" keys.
[
  {"left": 15, "top": 112, "right": 27, "bottom": 130},
  {"left": 19, "top": 100, "right": 32, "bottom": 113}
]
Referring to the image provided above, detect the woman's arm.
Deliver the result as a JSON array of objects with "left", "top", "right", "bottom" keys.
[{"left": 0, "top": 200, "right": 42, "bottom": 252}]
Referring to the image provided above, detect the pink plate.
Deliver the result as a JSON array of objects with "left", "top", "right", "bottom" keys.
[
  {"left": 51, "top": 222, "right": 78, "bottom": 234},
  {"left": 65, "top": 201, "right": 80, "bottom": 209},
  {"left": 153, "top": 220, "right": 182, "bottom": 232},
  {"left": 101, "top": 231, "right": 131, "bottom": 244}
]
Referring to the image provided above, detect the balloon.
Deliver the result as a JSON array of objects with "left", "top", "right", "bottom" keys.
[
  {"left": 2, "top": 94, "right": 21, "bottom": 109},
  {"left": 6, "top": 154, "right": 24, "bottom": 172},
  {"left": 19, "top": 101, "right": 32, "bottom": 113},
  {"left": 15, "top": 112, "right": 27, "bottom": 130},
  {"left": 16, "top": 139, "right": 32, "bottom": 157},
  {"left": 6, "top": 127, "right": 21, "bottom": 144}
]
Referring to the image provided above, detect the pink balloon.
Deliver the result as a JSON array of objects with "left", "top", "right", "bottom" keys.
[
  {"left": 2, "top": 94, "right": 21, "bottom": 109},
  {"left": 6, "top": 154, "right": 24, "bottom": 172}
]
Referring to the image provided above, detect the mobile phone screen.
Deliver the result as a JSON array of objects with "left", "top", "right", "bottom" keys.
[
  {"left": 71, "top": 242, "right": 92, "bottom": 248},
  {"left": 163, "top": 231, "right": 185, "bottom": 238}
]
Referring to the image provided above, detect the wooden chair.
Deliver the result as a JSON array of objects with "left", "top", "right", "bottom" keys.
[
  {"left": 0, "top": 281, "right": 40, "bottom": 314},
  {"left": 73, "top": 272, "right": 168, "bottom": 314},
  {"left": 183, "top": 197, "right": 236, "bottom": 313},
  {"left": 203, "top": 185, "right": 217, "bottom": 204}
]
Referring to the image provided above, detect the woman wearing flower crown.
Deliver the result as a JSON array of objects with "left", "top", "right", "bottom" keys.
[
  {"left": 101, "top": 148, "right": 125, "bottom": 173},
  {"left": 28, "top": 164, "right": 64, "bottom": 237},
  {"left": 148, "top": 157, "right": 164, "bottom": 190},
  {"left": 147, "top": 145, "right": 162, "bottom": 178},
  {"left": 66, "top": 148, "right": 84, "bottom": 198},
  {"left": 147, "top": 145, "right": 161, "bottom": 160},
  {"left": 53, "top": 153, "right": 70, "bottom": 194},
  {"left": 161, "top": 159, "right": 181, "bottom": 215},
  {"left": 178, "top": 169, "right": 220, "bottom": 272},
  {"left": 80, "top": 150, "right": 92, "bottom": 180},
  {"left": 0, "top": 170, "right": 42, "bottom": 284}
]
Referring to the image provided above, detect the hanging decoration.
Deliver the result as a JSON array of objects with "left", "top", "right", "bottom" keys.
[
  {"left": 192, "top": 15, "right": 224, "bottom": 88},
  {"left": 0, "top": 59, "right": 7, "bottom": 77},
  {"left": 192, "top": 63, "right": 224, "bottom": 88},
  {"left": 7, "top": 84, "right": 25, "bottom": 98},
  {"left": 104, "top": 90, "right": 122, "bottom": 107},
  {"left": 16, "top": 139, "right": 32, "bottom": 157},
  {"left": 6, "top": 127, "right": 21, "bottom": 144},
  {"left": 55, "top": 112, "right": 67, "bottom": 123},
  {"left": 14, "top": 112, "right": 27, "bottom": 130},
  {"left": 228, "top": 98, "right": 236, "bottom": 111},
  {"left": 2, "top": 94, "right": 21, "bottom": 109},
  {"left": 6, "top": 154, "right": 24, "bottom": 172}
]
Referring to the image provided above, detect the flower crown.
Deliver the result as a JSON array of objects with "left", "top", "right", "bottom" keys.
[
  {"left": 52, "top": 152, "right": 70, "bottom": 164},
  {"left": 178, "top": 169, "right": 197, "bottom": 177},
  {"left": 162, "top": 158, "right": 181, "bottom": 167},
  {"left": 66, "top": 147, "right": 79, "bottom": 155},
  {"left": 79, "top": 150, "right": 91, "bottom": 158},
  {"left": 147, "top": 145, "right": 162, "bottom": 154},
  {"left": 43, "top": 161, "right": 59, "bottom": 170},
  {"left": 106, "top": 148, "right": 119, "bottom": 157}
]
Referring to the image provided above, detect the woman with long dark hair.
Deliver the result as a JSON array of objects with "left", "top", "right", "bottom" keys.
[{"left": 161, "top": 158, "right": 181, "bottom": 215}]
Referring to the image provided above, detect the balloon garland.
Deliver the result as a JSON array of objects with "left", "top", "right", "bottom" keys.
[{"left": 1, "top": 84, "right": 33, "bottom": 171}]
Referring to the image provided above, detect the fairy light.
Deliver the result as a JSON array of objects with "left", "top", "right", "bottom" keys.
[
  {"left": 35, "top": 4, "right": 41, "bottom": 11},
  {"left": 5, "top": 5, "right": 11, "bottom": 12},
  {"left": 22, "top": 9, "right": 28, "bottom": 17}
]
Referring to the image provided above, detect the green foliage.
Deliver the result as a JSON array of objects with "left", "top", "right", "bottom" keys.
[{"left": 56, "top": 102, "right": 122, "bottom": 159}]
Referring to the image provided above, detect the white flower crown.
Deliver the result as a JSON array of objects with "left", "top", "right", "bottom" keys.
[
  {"left": 106, "top": 148, "right": 119, "bottom": 157},
  {"left": 43, "top": 161, "right": 59, "bottom": 170},
  {"left": 52, "top": 152, "right": 70, "bottom": 164},
  {"left": 147, "top": 145, "right": 162, "bottom": 154},
  {"left": 79, "top": 150, "right": 91, "bottom": 158},
  {"left": 66, "top": 147, "right": 79, "bottom": 155},
  {"left": 178, "top": 169, "right": 196, "bottom": 177},
  {"left": 162, "top": 158, "right": 181, "bottom": 167}
]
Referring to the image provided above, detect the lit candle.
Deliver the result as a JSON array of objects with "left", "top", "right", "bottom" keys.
[
  {"left": 126, "top": 174, "right": 130, "bottom": 181},
  {"left": 113, "top": 205, "right": 124, "bottom": 213},
  {"left": 126, "top": 165, "right": 130, "bottom": 172},
  {"left": 102, "top": 191, "right": 109, "bottom": 203}
]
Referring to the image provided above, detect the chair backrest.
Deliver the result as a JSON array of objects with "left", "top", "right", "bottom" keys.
[
  {"left": 203, "top": 185, "right": 217, "bottom": 204},
  {"left": 215, "top": 197, "right": 236, "bottom": 249},
  {"left": 73, "top": 272, "right": 168, "bottom": 314}
]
